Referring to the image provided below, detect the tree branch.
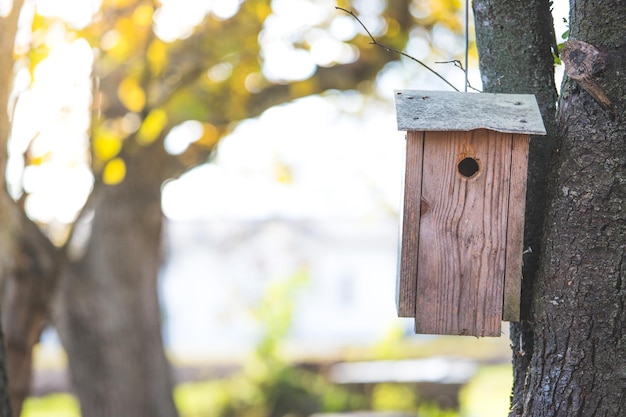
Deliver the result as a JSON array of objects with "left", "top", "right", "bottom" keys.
[
  {"left": 435, "top": 60, "right": 481, "bottom": 92},
  {"left": 561, "top": 39, "right": 616, "bottom": 117},
  {"left": 336, "top": 6, "right": 459, "bottom": 92}
]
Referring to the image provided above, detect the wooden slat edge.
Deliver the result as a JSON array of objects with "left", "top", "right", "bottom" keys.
[
  {"left": 396, "top": 131, "right": 424, "bottom": 317},
  {"left": 503, "top": 134, "right": 530, "bottom": 322}
]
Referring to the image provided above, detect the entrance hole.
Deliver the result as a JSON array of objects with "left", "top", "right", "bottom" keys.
[{"left": 458, "top": 157, "right": 480, "bottom": 178}]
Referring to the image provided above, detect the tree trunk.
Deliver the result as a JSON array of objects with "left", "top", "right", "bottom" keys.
[
  {"left": 0, "top": 314, "right": 12, "bottom": 417},
  {"left": 2, "top": 201, "right": 60, "bottom": 417},
  {"left": 520, "top": 1, "right": 626, "bottom": 415},
  {"left": 477, "top": 0, "right": 626, "bottom": 415},
  {"left": 55, "top": 144, "right": 178, "bottom": 417}
]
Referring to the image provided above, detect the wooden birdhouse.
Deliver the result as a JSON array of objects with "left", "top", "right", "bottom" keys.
[{"left": 394, "top": 90, "right": 546, "bottom": 337}]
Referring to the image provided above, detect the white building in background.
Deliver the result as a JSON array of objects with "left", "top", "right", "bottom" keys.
[{"left": 160, "top": 216, "right": 412, "bottom": 360}]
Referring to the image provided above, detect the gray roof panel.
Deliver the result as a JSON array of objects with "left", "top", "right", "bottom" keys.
[{"left": 395, "top": 90, "right": 547, "bottom": 135}]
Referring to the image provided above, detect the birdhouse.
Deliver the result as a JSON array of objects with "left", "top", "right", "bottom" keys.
[{"left": 394, "top": 90, "right": 546, "bottom": 337}]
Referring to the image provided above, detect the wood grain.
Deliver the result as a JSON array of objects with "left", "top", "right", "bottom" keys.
[
  {"left": 415, "top": 130, "right": 511, "bottom": 336},
  {"left": 397, "top": 131, "right": 424, "bottom": 317},
  {"left": 503, "top": 135, "right": 530, "bottom": 322}
]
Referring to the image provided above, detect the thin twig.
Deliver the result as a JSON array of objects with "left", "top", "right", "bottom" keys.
[
  {"left": 435, "top": 60, "right": 481, "bottom": 92},
  {"left": 336, "top": 6, "right": 459, "bottom": 92},
  {"left": 436, "top": 59, "right": 464, "bottom": 69}
]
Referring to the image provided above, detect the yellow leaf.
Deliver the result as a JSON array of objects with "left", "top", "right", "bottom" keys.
[
  {"left": 108, "top": 15, "right": 150, "bottom": 60},
  {"left": 26, "top": 44, "right": 50, "bottom": 75},
  {"left": 102, "top": 0, "right": 137, "bottom": 9},
  {"left": 28, "top": 156, "right": 45, "bottom": 166},
  {"left": 118, "top": 77, "right": 146, "bottom": 112},
  {"left": 28, "top": 151, "right": 52, "bottom": 166},
  {"left": 195, "top": 123, "right": 220, "bottom": 148},
  {"left": 428, "top": 0, "right": 462, "bottom": 31},
  {"left": 385, "top": 18, "right": 400, "bottom": 38},
  {"left": 137, "top": 109, "right": 168, "bottom": 145},
  {"left": 107, "top": 18, "right": 134, "bottom": 59},
  {"left": 255, "top": 3, "right": 272, "bottom": 20},
  {"left": 335, "top": 0, "right": 352, "bottom": 9},
  {"left": 102, "top": 157, "right": 126, "bottom": 185},
  {"left": 93, "top": 130, "right": 123, "bottom": 161},
  {"left": 273, "top": 158, "right": 293, "bottom": 184},
  {"left": 147, "top": 40, "right": 167, "bottom": 75},
  {"left": 289, "top": 78, "right": 317, "bottom": 98},
  {"left": 132, "top": 4, "right": 154, "bottom": 27},
  {"left": 31, "top": 13, "right": 49, "bottom": 33},
  {"left": 230, "top": 70, "right": 250, "bottom": 95}
]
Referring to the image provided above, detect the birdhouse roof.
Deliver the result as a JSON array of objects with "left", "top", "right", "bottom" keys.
[{"left": 394, "top": 90, "right": 546, "bottom": 135}]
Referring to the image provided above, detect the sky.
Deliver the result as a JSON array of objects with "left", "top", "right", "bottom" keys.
[{"left": 162, "top": 94, "right": 405, "bottom": 221}]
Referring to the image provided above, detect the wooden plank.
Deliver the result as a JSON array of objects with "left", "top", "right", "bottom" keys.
[
  {"left": 503, "top": 135, "right": 530, "bottom": 322},
  {"left": 415, "top": 130, "right": 511, "bottom": 336},
  {"left": 396, "top": 131, "right": 424, "bottom": 317}
]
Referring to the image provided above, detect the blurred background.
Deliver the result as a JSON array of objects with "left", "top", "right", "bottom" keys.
[{"left": 0, "top": 0, "right": 568, "bottom": 416}]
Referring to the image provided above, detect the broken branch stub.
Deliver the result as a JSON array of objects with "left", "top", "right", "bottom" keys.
[{"left": 561, "top": 39, "right": 616, "bottom": 116}]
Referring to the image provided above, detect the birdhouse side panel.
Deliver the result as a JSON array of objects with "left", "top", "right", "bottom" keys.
[
  {"left": 415, "top": 130, "right": 512, "bottom": 336},
  {"left": 397, "top": 131, "right": 424, "bottom": 317},
  {"left": 503, "top": 134, "right": 531, "bottom": 322}
]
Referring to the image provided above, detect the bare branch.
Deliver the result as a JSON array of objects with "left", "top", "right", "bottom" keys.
[
  {"left": 336, "top": 6, "right": 459, "bottom": 92},
  {"left": 435, "top": 60, "right": 481, "bottom": 92}
]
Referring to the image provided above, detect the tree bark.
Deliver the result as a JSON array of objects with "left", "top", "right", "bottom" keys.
[
  {"left": 520, "top": 1, "right": 626, "bottom": 414},
  {"left": 2, "top": 200, "right": 60, "bottom": 417},
  {"left": 472, "top": 1, "right": 557, "bottom": 413},
  {"left": 477, "top": 0, "right": 626, "bottom": 415},
  {"left": 0, "top": 316, "right": 11, "bottom": 417},
  {"left": 55, "top": 143, "right": 179, "bottom": 417}
]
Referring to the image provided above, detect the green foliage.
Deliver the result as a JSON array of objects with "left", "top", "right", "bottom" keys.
[
  {"left": 370, "top": 383, "right": 460, "bottom": 417},
  {"left": 561, "top": 17, "right": 570, "bottom": 40},
  {"left": 174, "top": 369, "right": 367, "bottom": 417},
  {"left": 251, "top": 268, "right": 308, "bottom": 361},
  {"left": 371, "top": 383, "right": 419, "bottom": 412},
  {"left": 231, "top": 269, "right": 366, "bottom": 417},
  {"left": 459, "top": 364, "right": 513, "bottom": 417},
  {"left": 417, "top": 403, "right": 459, "bottom": 417},
  {"left": 554, "top": 17, "right": 569, "bottom": 65},
  {"left": 371, "top": 325, "right": 414, "bottom": 360},
  {"left": 23, "top": 271, "right": 510, "bottom": 417},
  {"left": 174, "top": 268, "right": 367, "bottom": 417},
  {"left": 21, "top": 393, "right": 80, "bottom": 417}
]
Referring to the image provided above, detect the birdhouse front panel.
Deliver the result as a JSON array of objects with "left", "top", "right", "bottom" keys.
[
  {"left": 394, "top": 90, "right": 546, "bottom": 337},
  {"left": 416, "top": 129, "right": 512, "bottom": 337}
]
